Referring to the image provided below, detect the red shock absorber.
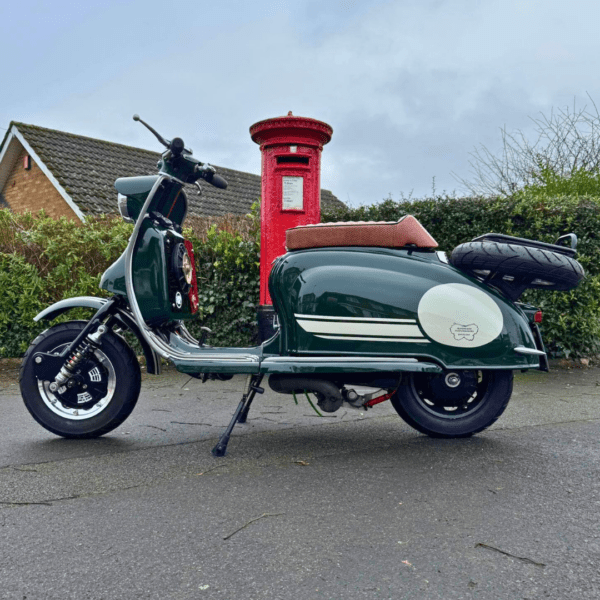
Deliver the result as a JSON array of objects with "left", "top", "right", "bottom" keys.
[{"left": 364, "top": 390, "right": 395, "bottom": 409}]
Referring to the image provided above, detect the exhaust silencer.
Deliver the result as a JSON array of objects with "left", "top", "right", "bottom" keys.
[{"left": 268, "top": 374, "right": 344, "bottom": 412}]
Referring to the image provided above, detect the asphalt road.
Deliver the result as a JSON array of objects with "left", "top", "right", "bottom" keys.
[{"left": 1, "top": 364, "right": 600, "bottom": 599}]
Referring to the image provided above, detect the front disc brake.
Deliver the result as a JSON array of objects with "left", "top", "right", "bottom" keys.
[{"left": 54, "top": 359, "right": 109, "bottom": 410}]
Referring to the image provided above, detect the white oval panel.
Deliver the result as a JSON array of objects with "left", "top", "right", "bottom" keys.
[{"left": 417, "top": 283, "right": 503, "bottom": 348}]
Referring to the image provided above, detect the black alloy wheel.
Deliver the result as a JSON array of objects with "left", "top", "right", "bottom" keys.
[
  {"left": 19, "top": 321, "right": 141, "bottom": 438},
  {"left": 390, "top": 370, "right": 513, "bottom": 438}
]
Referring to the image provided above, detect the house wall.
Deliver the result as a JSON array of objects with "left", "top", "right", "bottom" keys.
[{"left": 0, "top": 147, "right": 79, "bottom": 220}]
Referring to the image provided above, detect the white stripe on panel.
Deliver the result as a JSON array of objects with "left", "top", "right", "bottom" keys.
[
  {"left": 294, "top": 313, "right": 416, "bottom": 323},
  {"left": 297, "top": 319, "right": 423, "bottom": 337},
  {"left": 315, "top": 335, "right": 430, "bottom": 343}
]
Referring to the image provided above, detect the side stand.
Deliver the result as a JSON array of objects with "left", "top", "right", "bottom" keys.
[{"left": 212, "top": 374, "right": 264, "bottom": 457}]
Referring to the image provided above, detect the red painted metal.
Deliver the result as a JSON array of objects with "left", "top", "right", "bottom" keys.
[{"left": 250, "top": 112, "right": 333, "bottom": 305}]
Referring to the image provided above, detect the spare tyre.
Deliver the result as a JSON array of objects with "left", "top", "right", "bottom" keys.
[{"left": 450, "top": 240, "right": 584, "bottom": 292}]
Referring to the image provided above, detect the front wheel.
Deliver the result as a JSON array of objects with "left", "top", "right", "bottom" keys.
[
  {"left": 390, "top": 370, "right": 513, "bottom": 437},
  {"left": 19, "top": 321, "right": 141, "bottom": 438}
]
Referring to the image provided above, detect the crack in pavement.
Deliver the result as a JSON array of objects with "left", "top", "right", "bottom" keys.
[{"left": 0, "top": 484, "right": 145, "bottom": 508}]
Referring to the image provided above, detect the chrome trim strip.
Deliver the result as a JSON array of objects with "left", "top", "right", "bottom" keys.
[
  {"left": 124, "top": 175, "right": 172, "bottom": 359},
  {"left": 174, "top": 355, "right": 259, "bottom": 363},
  {"left": 262, "top": 357, "right": 419, "bottom": 363},
  {"left": 514, "top": 346, "right": 546, "bottom": 356},
  {"left": 175, "top": 322, "right": 199, "bottom": 345}
]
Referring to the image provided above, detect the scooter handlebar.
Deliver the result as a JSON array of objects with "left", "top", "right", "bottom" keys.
[
  {"left": 208, "top": 174, "right": 228, "bottom": 189},
  {"left": 195, "top": 164, "right": 228, "bottom": 189}
]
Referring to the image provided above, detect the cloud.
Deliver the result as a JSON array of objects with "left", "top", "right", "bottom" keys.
[{"left": 2, "top": 0, "right": 599, "bottom": 204}]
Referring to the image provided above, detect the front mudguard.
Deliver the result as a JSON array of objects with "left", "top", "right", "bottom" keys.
[{"left": 34, "top": 296, "right": 161, "bottom": 375}]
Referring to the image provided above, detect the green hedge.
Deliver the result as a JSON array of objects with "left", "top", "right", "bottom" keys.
[
  {"left": 0, "top": 211, "right": 134, "bottom": 357},
  {"left": 1, "top": 191, "right": 599, "bottom": 359},
  {"left": 183, "top": 207, "right": 260, "bottom": 347},
  {"left": 0, "top": 208, "right": 261, "bottom": 357},
  {"left": 324, "top": 192, "right": 600, "bottom": 358}
]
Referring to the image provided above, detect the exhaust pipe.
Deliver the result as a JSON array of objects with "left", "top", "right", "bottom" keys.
[{"left": 268, "top": 374, "right": 344, "bottom": 412}]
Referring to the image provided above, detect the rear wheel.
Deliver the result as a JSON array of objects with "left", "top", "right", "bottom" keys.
[
  {"left": 390, "top": 370, "right": 513, "bottom": 437},
  {"left": 19, "top": 321, "right": 141, "bottom": 438}
]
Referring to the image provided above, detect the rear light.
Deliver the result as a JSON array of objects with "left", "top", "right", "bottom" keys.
[
  {"left": 534, "top": 310, "right": 543, "bottom": 323},
  {"left": 184, "top": 240, "right": 199, "bottom": 314}
]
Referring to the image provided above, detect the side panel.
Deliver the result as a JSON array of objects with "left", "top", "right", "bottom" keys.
[{"left": 269, "top": 247, "right": 539, "bottom": 370}]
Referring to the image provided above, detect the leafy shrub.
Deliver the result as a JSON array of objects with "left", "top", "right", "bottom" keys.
[
  {"left": 521, "top": 168, "right": 600, "bottom": 198},
  {"left": 0, "top": 207, "right": 260, "bottom": 356},
  {"left": 323, "top": 192, "right": 600, "bottom": 358},
  {"left": 0, "top": 253, "right": 47, "bottom": 356},
  {"left": 184, "top": 203, "right": 260, "bottom": 347},
  {"left": 0, "top": 211, "right": 133, "bottom": 356},
  {"left": 2, "top": 190, "right": 599, "bottom": 359}
]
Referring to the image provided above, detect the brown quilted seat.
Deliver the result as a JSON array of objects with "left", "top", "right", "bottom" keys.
[{"left": 286, "top": 215, "right": 438, "bottom": 250}]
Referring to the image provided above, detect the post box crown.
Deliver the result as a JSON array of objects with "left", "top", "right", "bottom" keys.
[{"left": 250, "top": 112, "right": 333, "bottom": 149}]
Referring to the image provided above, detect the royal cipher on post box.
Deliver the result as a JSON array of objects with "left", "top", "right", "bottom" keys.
[{"left": 250, "top": 112, "right": 333, "bottom": 341}]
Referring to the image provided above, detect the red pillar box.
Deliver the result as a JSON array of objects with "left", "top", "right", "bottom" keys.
[{"left": 250, "top": 112, "right": 333, "bottom": 340}]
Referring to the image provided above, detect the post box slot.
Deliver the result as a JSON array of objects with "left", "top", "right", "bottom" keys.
[{"left": 276, "top": 156, "right": 310, "bottom": 165}]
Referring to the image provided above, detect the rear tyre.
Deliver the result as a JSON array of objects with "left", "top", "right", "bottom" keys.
[
  {"left": 450, "top": 242, "right": 584, "bottom": 290},
  {"left": 19, "top": 321, "right": 141, "bottom": 438},
  {"left": 390, "top": 370, "right": 513, "bottom": 438}
]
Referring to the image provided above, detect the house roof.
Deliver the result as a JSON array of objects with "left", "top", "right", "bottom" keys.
[{"left": 0, "top": 122, "right": 345, "bottom": 219}]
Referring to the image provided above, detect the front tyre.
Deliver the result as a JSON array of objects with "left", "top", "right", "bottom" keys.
[
  {"left": 19, "top": 321, "right": 141, "bottom": 438},
  {"left": 390, "top": 370, "right": 513, "bottom": 438}
]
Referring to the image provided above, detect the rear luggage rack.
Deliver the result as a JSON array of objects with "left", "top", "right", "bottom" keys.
[{"left": 471, "top": 233, "right": 578, "bottom": 257}]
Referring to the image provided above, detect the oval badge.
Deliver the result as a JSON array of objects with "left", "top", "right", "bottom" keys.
[{"left": 417, "top": 283, "right": 503, "bottom": 348}]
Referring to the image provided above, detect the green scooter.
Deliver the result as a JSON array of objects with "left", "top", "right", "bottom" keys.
[{"left": 19, "top": 116, "right": 585, "bottom": 456}]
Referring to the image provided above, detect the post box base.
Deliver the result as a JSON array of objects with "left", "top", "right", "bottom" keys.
[{"left": 257, "top": 305, "right": 277, "bottom": 343}]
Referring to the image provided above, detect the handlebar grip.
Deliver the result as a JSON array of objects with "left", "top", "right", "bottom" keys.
[{"left": 208, "top": 173, "right": 228, "bottom": 189}]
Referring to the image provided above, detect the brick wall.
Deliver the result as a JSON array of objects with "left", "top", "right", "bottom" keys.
[{"left": 1, "top": 146, "right": 79, "bottom": 220}]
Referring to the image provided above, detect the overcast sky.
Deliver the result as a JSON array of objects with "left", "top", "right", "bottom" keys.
[{"left": 2, "top": 0, "right": 599, "bottom": 206}]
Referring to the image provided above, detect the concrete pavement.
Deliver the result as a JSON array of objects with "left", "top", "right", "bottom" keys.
[{"left": 1, "top": 364, "right": 600, "bottom": 599}]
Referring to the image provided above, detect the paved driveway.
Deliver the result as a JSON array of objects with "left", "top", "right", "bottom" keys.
[{"left": 1, "top": 364, "right": 599, "bottom": 599}]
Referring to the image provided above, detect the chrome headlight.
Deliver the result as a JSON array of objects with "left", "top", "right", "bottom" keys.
[
  {"left": 117, "top": 193, "right": 134, "bottom": 223},
  {"left": 171, "top": 242, "right": 192, "bottom": 292}
]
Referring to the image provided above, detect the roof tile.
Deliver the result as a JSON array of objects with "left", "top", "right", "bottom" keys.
[{"left": 11, "top": 123, "right": 345, "bottom": 218}]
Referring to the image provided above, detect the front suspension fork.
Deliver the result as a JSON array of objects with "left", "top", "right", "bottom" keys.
[{"left": 32, "top": 297, "right": 121, "bottom": 387}]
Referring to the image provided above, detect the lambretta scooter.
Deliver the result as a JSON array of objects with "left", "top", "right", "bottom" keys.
[{"left": 19, "top": 116, "right": 585, "bottom": 456}]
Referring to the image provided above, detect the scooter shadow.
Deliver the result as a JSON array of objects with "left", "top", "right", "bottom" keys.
[
  {"left": 15, "top": 435, "right": 138, "bottom": 464},
  {"left": 227, "top": 420, "right": 522, "bottom": 468}
]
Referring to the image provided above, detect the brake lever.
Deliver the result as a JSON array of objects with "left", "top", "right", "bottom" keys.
[{"left": 133, "top": 114, "right": 170, "bottom": 148}]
